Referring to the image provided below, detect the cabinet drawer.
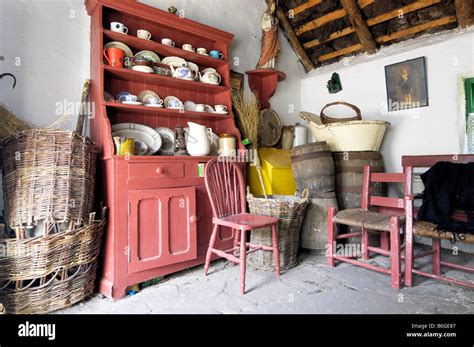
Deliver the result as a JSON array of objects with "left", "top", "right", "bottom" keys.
[{"left": 129, "top": 162, "right": 185, "bottom": 179}]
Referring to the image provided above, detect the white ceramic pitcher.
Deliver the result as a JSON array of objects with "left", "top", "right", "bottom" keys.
[{"left": 186, "top": 122, "right": 210, "bottom": 156}]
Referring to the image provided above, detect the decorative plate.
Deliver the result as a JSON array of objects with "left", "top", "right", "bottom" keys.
[
  {"left": 162, "top": 56, "right": 187, "bottom": 67},
  {"left": 134, "top": 50, "right": 161, "bottom": 64},
  {"left": 184, "top": 100, "right": 196, "bottom": 111},
  {"left": 104, "top": 41, "right": 133, "bottom": 58},
  {"left": 186, "top": 62, "right": 200, "bottom": 79},
  {"left": 259, "top": 108, "right": 282, "bottom": 147},
  {"left": 137, "top": 90, "right": 160, "bottom": 104},
  {"left": 164, "top": 96, "right": 183, "bottom": 109},
  {"left": 112, "top": 123, "right": 162, "bottom": 155},
  {"left": 156, "top": 127, "right": 176, "bottom": 156}
]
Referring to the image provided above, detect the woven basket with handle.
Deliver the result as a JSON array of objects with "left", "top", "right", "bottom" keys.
[
  {"left": 320, "top": 101, "right": 362, "bottom": 124},
  {"left": 246, "top": 189, "right": 309, "bottom": 271}
]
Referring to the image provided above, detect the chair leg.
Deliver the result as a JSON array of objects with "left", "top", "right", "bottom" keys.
[
  {"left": 240, "top": 228, "right": 247, "bottom": 295},
  {"left": 233, "top": 228, "right": 239, "bottom": 257},
  {"left": 204, "top": 224, "right": 219, "bottom": 275},
  {"left": 380, "top": 231, "right": 390, "bottom": 251},
  {"left": 432, "top": 238, "right": 442, "bottom": 276},
  {"left": 271, "top": 223, "right": 280, "bottom": 277},
  {"left": 327, "top": 206, "right": 336, "bottom": 267},
  {"left": 390, "top": 217, "right": 401, "bottom": 289},
  {"left": 361, "top": 227, "right": 369, "bottom": 260}
]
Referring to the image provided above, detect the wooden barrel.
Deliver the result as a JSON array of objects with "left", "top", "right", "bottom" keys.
[
  {"left": 300, "top": 193, "right": 339, "bottom": 250},
  {"left": 290, "top": 141, "right": 336, "bottom": 197},
  {"left": 332, "top": 151, "right": 386, "bottom": 210}
]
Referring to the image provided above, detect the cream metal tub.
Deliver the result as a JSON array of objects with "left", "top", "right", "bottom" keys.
[{"left": 300, "top": 111, "right": 390, "bottom": 152}]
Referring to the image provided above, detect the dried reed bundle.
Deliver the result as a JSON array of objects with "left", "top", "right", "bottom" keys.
[
  {"left": 0, "top": 103, "right": 32, "bottom": 140},
  {"left": 232, "top": 90, "right": 267, "bottom": 198},
  {"left": 232, "top": 90, "right": 260, "bottom": 148}
]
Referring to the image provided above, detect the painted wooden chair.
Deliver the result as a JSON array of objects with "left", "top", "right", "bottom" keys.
[
  {"left": 204, "top": 158, "right": 280, "bottom": 295},
  {"left": 403, "top": 155, "right": 474, "bottom": 289},
  {"left": 327, "top": 165, "right": 409, "bottom": 289}
]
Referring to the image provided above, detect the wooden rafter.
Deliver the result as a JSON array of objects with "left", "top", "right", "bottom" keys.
[
  {"left": 296, "top": 8, "right": 347, "bottom": 35},
  {"left": 340, "top": 0, "right": 377, "bottom": 54},
  {"left": 276, "top": 6, "right": 315, "bottom": 71},
  {"left": 289, "top": 0, "right": 374, "bottom": 17},
  {"left": 366, "top": 0, "right": 442, "bottom": 26},
  {"left": 376, "top": 16, "right": 457, "bottom": 44},
  {"left": 303, "top": 27, "right": 355, "bottom": 49},
  {"left": 318, "top": 43, "right": 363, "bottom": 61},
  {"left": 454, "top": 0, "right": 474, "bottom": 28}
]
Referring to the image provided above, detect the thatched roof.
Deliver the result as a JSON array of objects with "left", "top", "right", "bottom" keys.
[{"left": 276, "top": 0, "right": 474, "bottom": 71}]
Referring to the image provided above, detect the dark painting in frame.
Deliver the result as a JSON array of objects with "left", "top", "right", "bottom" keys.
[{"left": 384, "top": 57, "right": 428, "bottom": 112}]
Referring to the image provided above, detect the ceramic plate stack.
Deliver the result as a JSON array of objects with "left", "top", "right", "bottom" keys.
[{"left": 112, "top": 123, "right": 162, "bottom": 155}]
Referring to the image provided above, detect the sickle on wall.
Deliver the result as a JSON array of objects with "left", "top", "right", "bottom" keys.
[{"left": 0, "top": 73, "right": 17, "bottom": 89}]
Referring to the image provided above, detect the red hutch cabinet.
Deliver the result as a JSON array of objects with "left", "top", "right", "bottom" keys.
[{"left": 85, "top": 0, "right": 241, "bottom": 299}]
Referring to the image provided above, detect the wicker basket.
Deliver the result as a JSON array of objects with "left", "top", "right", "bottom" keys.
[
  {"left": 0, "top": 262, "right": 98, "bottom": 314},
  {"left": 0, "top": 212, "right": 106, "bottom": 314},
  {"left": 1, "top": 129, "right": 98, "bottom": 229},
  {"left": 0, "top": 216, "right": 106, "bottom": 281},
  {"left": 246, "top": 189, "right": 309, "bottom": 271}
]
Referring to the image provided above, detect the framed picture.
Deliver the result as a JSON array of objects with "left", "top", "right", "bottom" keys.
[
  {"left": 384, "top": 57, "right": 428, "bottom": 111},
  {"left": 230, "top": 70, "right": 245, "bottom": 95}
]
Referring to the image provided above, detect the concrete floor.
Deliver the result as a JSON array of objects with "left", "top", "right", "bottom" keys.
[{"left": 60, "top": 247, "right": 474, "bottom": 314}]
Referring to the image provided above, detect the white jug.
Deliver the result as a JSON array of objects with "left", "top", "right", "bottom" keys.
[{"left": 186, "top": 122, "right": 210, "bottom": 156}]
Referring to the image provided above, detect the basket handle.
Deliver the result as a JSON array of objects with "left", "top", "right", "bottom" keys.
[{"left": 320, "top": 101, "right": 362, "bottom": 122}]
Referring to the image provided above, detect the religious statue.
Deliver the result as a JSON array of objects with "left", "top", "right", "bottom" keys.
[{"left": 256, "top": 0, "right": 280, "bottom": 69}]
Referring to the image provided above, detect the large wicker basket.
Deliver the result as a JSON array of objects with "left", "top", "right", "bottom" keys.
[
  {"left": 246, "top": 190, "right": 309, "bottom": 271},
  {"left": 0, "top": 212, "right": 106, "bottom": 314},
  {"left": 1, "top": 129, "right": 98, "bottom": 229}
]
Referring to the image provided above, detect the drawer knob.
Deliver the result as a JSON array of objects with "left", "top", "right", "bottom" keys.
[
  {"left": 190, "top": 215, "right": 198, "bottom": 223},
  {"left": 156, "top": 167, "right": 165, "bottom": 174}
]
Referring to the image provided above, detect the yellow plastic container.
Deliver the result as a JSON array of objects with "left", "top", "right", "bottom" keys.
[{"left": 248, "top": 148, "right": 297, "bottom": 196}]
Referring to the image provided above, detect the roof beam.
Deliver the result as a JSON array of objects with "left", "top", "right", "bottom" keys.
[
  {"left": 289, "top": 0, "right": 374, "bottom": 17},
  {"left": 296, "top": 8, "right": 347, "bottom": 35},
  {"left": 318, "top": 43, "right": 363, "bottom": 61},
  {"left": 454, "top": 0, "right": 474, "bottom": 28},
  {"left": 303, "top": 27, "right": 356, "bottom": 49},
  {"left": 366, "top": 0, "right": 442, "bottom": 26},
  {"left": 275, "top": 6, "right": 316, "bottom": 71},
  {"left": 340, "top": 0, "right": 377, "bottom": 54},
  {"left": 376, "top": 16, "right": 457, "bottom": 43}
]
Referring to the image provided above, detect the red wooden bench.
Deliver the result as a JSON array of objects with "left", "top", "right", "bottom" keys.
[{"left": 403, "top": 154, "right": 474, "bottom": 289}]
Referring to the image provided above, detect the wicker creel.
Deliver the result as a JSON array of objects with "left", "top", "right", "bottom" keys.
[
  {"left": 246, "top": 189, "right": 309, "bottom": 271},
  {"left": 0, "top": 215, "right": 106, "bottom": 281},
  {"left": 1, "top": 129, "right": 98, "bottom": 228},
  {"left": 0, "top": 211, "right": 106, "bottom": 314}
]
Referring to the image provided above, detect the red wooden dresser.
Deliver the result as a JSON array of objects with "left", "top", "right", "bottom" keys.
[{"left": 85, "top": 0, "right": 242, "bottom": 299}]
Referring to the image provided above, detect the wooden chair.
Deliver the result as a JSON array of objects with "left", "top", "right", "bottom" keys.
[
  {"left": 327, "top": 165, "right": 408, "bottom": 289},
  {"left": 403, "top": 155, "right": 474, "bottom": 289},
  {"left": 204, "top": 158, "right": 280, "bottom": 294}
]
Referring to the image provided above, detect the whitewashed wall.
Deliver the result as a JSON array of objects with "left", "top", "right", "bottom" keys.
[{"left": 301, "top": 28, "right": 474, "bottom": 173}]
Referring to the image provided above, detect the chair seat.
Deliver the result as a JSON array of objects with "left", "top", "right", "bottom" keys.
[
  {"left": 333, "top": 208, "right": 405, "bottom": 232},
  {"left": 214, "top": 213, "right": 279, "bottom": 230},
  {"left": 414, "top": 221, "right": 474, "bottom": 244}
]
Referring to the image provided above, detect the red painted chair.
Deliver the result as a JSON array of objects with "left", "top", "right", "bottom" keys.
[
  {"left": 403, "top": 155, "right": 474, "bottom": 289},
  {"left": 327, "top": 166, "right": 409, "bottom": 289},
  {"left": 204, "top": 158, "right": 280, "bottom": 294}
]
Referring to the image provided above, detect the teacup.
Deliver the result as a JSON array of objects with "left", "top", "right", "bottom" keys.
[
  {"left": 137, "top": 29, "right": 152, "bottom": 40},
  {"left": 196, "top": 48, "right": 207, "bottom": 55},
  {"left": 182, "top": 43, "right": 194, "bottom": 52},
  {"left": 215, "top": 105, "right": 227, "bottom": 113},
  {"left": 146, "top": 97, "right": 163, "bottom": 105},
  {"left": 195, "top": 104, "right": 205, "bottom": 112},
  {"left": 162, "top": 38, "right": 175, "bottom": 47},
  {"left": 209, "top": 50, "right": 224, "bottom": 60},
  {"left": 119, "top": 94, "right": 137, "bottom": 103},
  {"left": 110, "top": 22, "right": 128, "bottom": 34}
]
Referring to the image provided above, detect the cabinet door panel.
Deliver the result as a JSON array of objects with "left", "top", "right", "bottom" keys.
[{"left": 129, "top": 187, "right": 197, "bottom": 273}]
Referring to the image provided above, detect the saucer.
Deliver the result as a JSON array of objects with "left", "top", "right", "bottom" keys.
[
  {"left": 213, "top": 111, "right": 228, "bottom": 114},
  {"left": 121, "top": 101, "right": 142, "bottom": 105},
  {"left": 144, "top": 104, "right": 164, "bottom": 108},
  {"left": 132, "top": 65, "right": 154, "bottom": 73}
]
